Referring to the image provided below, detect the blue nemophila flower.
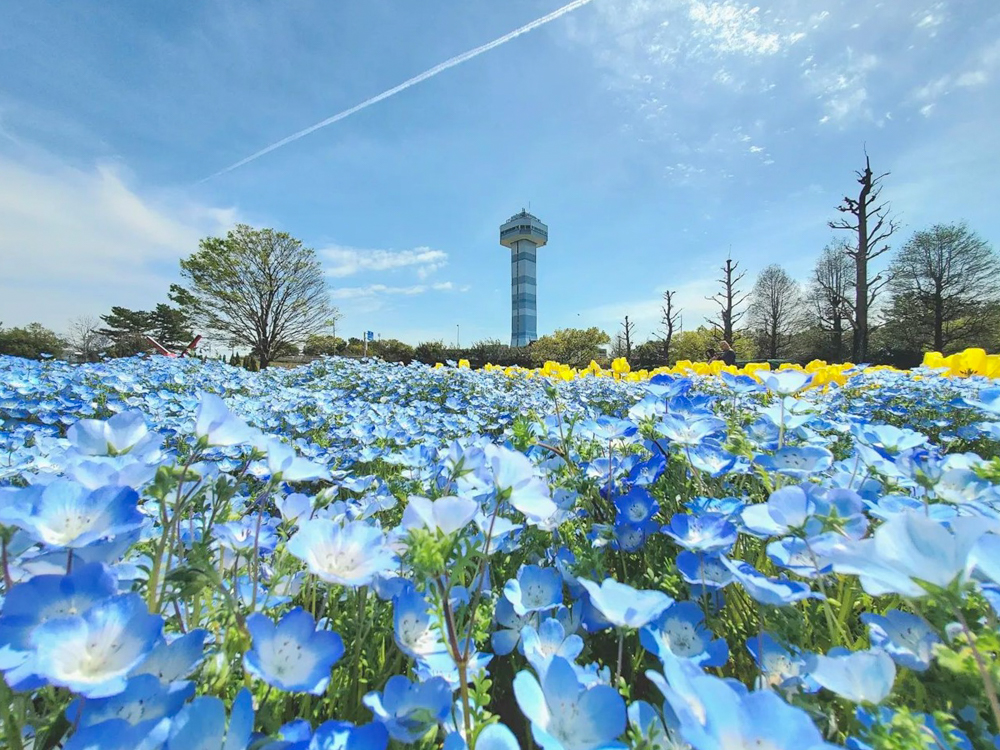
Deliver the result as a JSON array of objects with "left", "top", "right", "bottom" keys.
[
  {"left": 613, "top": 487, "right": 659, "bottom": 524},
  {"left": 265, "top": 438, "right": 330, "bottom": 482},
  {"left": 68, "top": 673, "right": 193, "bottom": 728},
  {"left": 854, "top": 423, "right": 928, "bottom": 457},
  {"left": 661, "top": 513, "right": 737, "bottom": 554},
  {"left": 521, "top": 618, "right": 585, "bottom": 677},
  {"left": 860, "top": 609, "right": 940, "bottom": 672},
  {"left": 767, "top": 536, "right": 832, "bottom": 578},
  {"left": 640, "top": 601, "right": 729, "bottom": 667},
  {"left": 578, "top": 578, "right": 673, "bottom": 629},
  {"left": 402, "top": 495, "right": 479, "bottom": 536},
  {"left": 686, "top": 442, "right": 739, "bottom": 476},
  {"left": 307, "top": 720, "right": 389, "bottom": 750},
  {"left": 656, "top": 415, "right": 727, "bottom": 447},
  {"left": 675, "top": 550, "right": 734, "bottom": 590},
  {"left": 505, "top": 565, "right": 563, "bottom": 616},
  {"left": 215, "top": 513, "right": 280, "bottom": 555},
  {"left": 31, "top": 592, "right": 163, "bottom": 698},
  {"left": 275, "top": 493, "right": 313, "bottom": 524},
  {"left": 626, "top": 700, "right": 683, "bottom": 750},
  {"left": 244, "top": 608, "right": 344, "bottom": 695},
  {"left": 805, "top": 648, "right": 896, "bottom": 704},
  {"left": 167, "top": 687, "right": 254, "bottom": 750},
  {"left": 393, "top": 588, "right": 443, "bottom": 659},
  {"left": 723, "top": 559, "right": 819, "bottom": 606},
  {"left": 969, "top": 532, "right": 1000, "bottom": 585},
  {"left": 194, "top": 393, "right": 260, "bottom": 447},
  {"left": 754, "top": 446, "right": 833, "bottom": 479},
  {"left": 130, "top": 629, "right": 208, "bottom": 683},
  {"left": 6, "top": 481, "right": 146, "bottom": 548},
  {"left": 492, "top": 596, "right": 530, "bottom": 655},
  {"left": 485, "top": 444, "right": 558, "bottom": 524},
  {"left": 67, "top": 410, "right": 156, "bottom": 456},
  {"left": 63, "top": 718, "right": 170, "bottom": 750},
  {"left": 761, "top": 370, "right": 812, "bottom": 396},
  {"left": 649, "top": 655, "right": 833, "bottom": 750},
  {"left": 513, "top": 655, "right": 626, "bottom": 750},
  {"left": 741, "top": 485, "right": 818, "bottom": 538},
  {"left": 612, "top": 519, "right": 658, "bottom": 552},
  {"left": 827, "top": 511, "right": 991, "bottom": 597},
  {"left": 288, "top": 519, "right": 398, "bottom": 587},
  {"left": 747, "top": 632, "right": 818, "bottom": 693},
  {"left": 363, "top": 675, "right": 453, "bottom": 743},
  {"left": 414, "top": 641, "right": 492, "bottom": 689},
  {"left": 0, "top": 561, "right": 117, "bottom": 689}
]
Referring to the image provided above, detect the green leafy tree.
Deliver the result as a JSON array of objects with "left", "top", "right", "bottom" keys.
[
  {"left": 529, "top": 327, "right": 610, "bottom": 368},
  {"left": 98, "top": 304, "right": 192, "bottom": 357},
  {"left": 174, "top": 224, "right": 337, "bottom": 368},
  {"left": 670, "top": 325, "right": 754, "bottom": 363},
  {"left": 0, "top": 322, "right": 66, "bottom": 359},
  {"left": 303, "top": 334, "right": 347, "bottom": 356},
  {"left": 883, "top": 223, "right": 999, "bottom": 354}
]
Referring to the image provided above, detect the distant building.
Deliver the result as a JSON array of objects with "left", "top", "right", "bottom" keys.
[{"left": 499, "top": 209, "right": 548, "bottom": 347}]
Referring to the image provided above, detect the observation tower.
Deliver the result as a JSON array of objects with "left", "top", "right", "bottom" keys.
[{"left": 499, "top": 209, "right": 548, "bottom": 347}]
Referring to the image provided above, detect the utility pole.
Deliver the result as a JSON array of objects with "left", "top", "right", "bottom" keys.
[{"left": 457, "top": 324, "right": 460, "bottom": 348}]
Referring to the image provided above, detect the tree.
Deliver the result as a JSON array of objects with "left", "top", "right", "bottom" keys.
[
  {"left": 657, "top": 290, "right": 682, "bottom": 363},
  {"left": 884, "top": 223, "right": 999, "bottom": 353},
  {"left": 303, "top": 334, "right": 347, "bottom": 356},
  {"left": 809, "top": 241, "right": 855, "bottom": 362},
  {"left": 829, "top": 152, "right": 898, "bottom": 361},
  {"left": 748, "top": 265, "right": 802, "bottom": 359},
  {"left": 529, "top": 327, "right": 611, "bottom": 368},
  {"left": 98, "top": 304, "right": 193, "bottom": 357},
  {"left": 707, "top": 256, "right": 749, "bottom": 344},
  {"left": 174, "top": 224, "right": 337, "bottom": 368},
  {"left": 613, "top": 316, "right": 636, "bottom": 360},
  {"left": 0, "top": 323, "right": 66, "bottom": 359},
  {"left": 68, "top": 315, "right": 110, "bottom": 362},
  {"left": 671, "top": 325, "right": 754, "bottom": 364}
]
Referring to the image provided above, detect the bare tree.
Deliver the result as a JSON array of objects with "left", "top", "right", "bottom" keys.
[
  {"left": 173, "top": 225, "right": 338, "bottom": 368},
  {"left": 68, "top": 315, "right": 110, "bottom": 362},
  {"left": 885, "top": 223, "right": 999, "bottom": 352},
  {"left": 658, "top": 290, "right": 682, "bottom": 363},
  {"left": 748, "top": 265, "right": 802, "bottom": 359},
  {"left": 618, "top": 315, "right": 636, "bottom": 360},
  {"left": 829, "top": 152, "right": 898, "bottom": 361},
  {"left": 810, "top": 241, "right": 855, "bottom": 362},
  {"left": 706, "top": 256, "right": 749, "bottom": 344}
]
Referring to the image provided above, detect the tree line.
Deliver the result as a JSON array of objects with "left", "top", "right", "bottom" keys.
[{"left": 2, "top": 154, "right": 996, "bottom": 369}]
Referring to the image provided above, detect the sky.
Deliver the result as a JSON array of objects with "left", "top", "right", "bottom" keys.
[{"left": 1, "top": 0, "right": 999, "bottom": 349}]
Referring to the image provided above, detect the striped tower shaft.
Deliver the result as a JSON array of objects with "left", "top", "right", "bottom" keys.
[{"left": 510, "top": 239, "right": 537, "bottom": 347}]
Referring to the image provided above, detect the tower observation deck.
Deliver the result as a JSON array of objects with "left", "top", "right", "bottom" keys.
[{"left": 499, "top": 210, "right": 548, "bottom": 348}]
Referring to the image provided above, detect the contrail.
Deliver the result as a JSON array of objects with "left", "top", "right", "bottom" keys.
[{"left": 201, "top": 0, "right": 596, "bottom": 182}]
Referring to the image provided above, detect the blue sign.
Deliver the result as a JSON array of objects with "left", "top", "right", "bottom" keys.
[{"left": 365, "top": 331, "right": 374, "bottom": 341}]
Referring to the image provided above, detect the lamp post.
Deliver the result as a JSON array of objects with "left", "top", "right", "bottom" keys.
[{"left": 456, "top": 324, "right": 460, "bottom": 349}]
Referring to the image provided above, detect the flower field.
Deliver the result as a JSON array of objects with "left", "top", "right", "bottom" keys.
[{"left": 1, "top": 352, "right": 1000, "bottom": 750}]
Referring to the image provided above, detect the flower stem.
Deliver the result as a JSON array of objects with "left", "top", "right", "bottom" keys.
[{"left": 955, "top": 608, "right": 1000, "bottom": 732}]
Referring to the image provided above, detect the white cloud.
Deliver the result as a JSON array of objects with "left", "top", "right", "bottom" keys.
[
  {"left": 0, "top": 149, "right": 238, "bottom": 332},
  {"left": 330, "top": 281, "right": 462, "bottom": 300},
  {"left": 687, "top": 1, "right": 782, "bottom": 56},
  {"left": 321, "top": 245, "right": 448, "bottom": 278}
]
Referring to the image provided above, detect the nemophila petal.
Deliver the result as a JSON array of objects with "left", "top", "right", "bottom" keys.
[
  {"left": 806, "top": 648, "right": 896, "bottom": 704},
  {"left": 969, "top": 532, "right": 1000, "bottom": 585},
  {"left": 288, "top": 519, "right": 398, "bottom": 588},
  {"left": 656, "top": 415, "right": 726, "bottom": 447},
  {"left": 130, "top": 629, "right": 208, "bottom": 682},
  {"left": 194, "top": 393, "right": 259, "bottom": 447},
  {"left": 30, "top": 592, "right": 163, "bottom": 698},
  {"left": 63, "top": 717, "right": 171, "bottom": 750},
  {"left": 686, "top": 442, "right": 738, "bottom": 476},
  {"left": 492, "top": 597, "right": 530, "bottom": 655},
  {"left": 275, "top": 493, "right": 314, "bottom": 523},
  {"left": 266, "top": 438, "right": 330, "bottom": 482},
  {"left": 485, "top": 445, "right": 558, "bottom": 524},
  {"left": 309, "top": 720, "right": 389, "bottom": 750},
  {"left": 768, "top": 537, "right": 831, "bottom": 578},
  {"left": 521, "top": 618, "right": 585, "bottom": 677},
  {"left": 414, "top": 642, "right": 492, "bottom": 689},
  {"left": 723, "top": 558, "right": 819, "bottom": 607},
  {"left": 244, "top": 608, "right": 345, "bottom": 694},
  {"left": 363, "top": 675, "right": 452, "bottom": 743},
  {"left": 746, "top": 632, "right": 816, "bottom": 692},
  {"left": 578, "top": 578, "right": 672, "bottom": 629},
  {"left": 166, "top": 688, "right": 254, "bottom": 750},
  {"left": 504, "top": 565, "right": 563, "bottom": 616},
  {"left": 860, "top": 610, "right": 940, "bottom": 672}
]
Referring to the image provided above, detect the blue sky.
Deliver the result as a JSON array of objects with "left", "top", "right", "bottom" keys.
[{"left": 1, "top": 0, "right": 998, "bottom": 348}]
